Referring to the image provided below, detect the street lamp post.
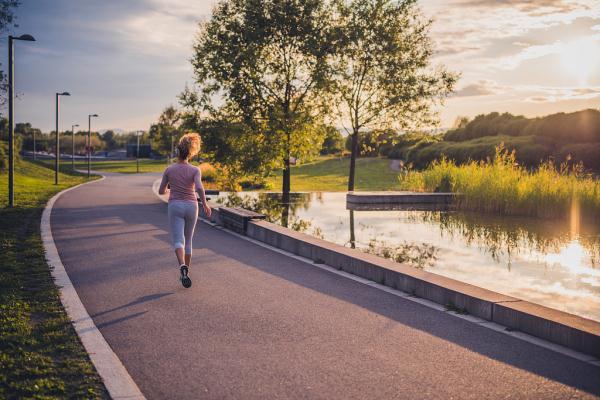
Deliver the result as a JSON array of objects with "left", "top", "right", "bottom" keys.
[
  {"left": 7, "top": 33, "right": 35, "bottom": 207},
  {"left": 71, "top": 124, "right": 79, "bottom": 169},
  {"left": 87, "top": 114, "right": 99, "bottom": 178},
  {"left": 55, "top": 92, "right": 70, "bottom": 185},
  {"left": 136, "top": 131, "right": 144, "bottom": 173}
]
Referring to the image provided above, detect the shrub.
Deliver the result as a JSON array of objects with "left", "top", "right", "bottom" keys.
[
  {"left": 320, "top": 126, "right": 344, "bottom": 155},
  {"left": 199, "top": 162, "right": 217, "bottom": 182},
  {"left": 555, "top": 143, "right": 600, "bottom": 172},
  {"left": 407, "top": 135, "right": 555, "bottom": 169}
]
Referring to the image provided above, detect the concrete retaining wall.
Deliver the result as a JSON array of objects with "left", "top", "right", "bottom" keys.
[{"left": 238, "top": 218, "right": 600, "bottom": 358}]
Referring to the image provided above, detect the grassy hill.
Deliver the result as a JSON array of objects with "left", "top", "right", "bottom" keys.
[{"left": 265, "top": 156, "right": 400, "bottom": 191}]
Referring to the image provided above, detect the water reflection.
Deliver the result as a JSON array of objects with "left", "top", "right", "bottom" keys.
[
  {"left": 216, "top": 191, "right": 600, "bottom": 321},
  {"left": 419, "top": 211, "right": 600, "bottom": 270}
]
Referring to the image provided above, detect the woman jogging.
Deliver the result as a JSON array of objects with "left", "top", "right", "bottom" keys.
[{"left": 158, "top": 132, "right": 211, "bottom": 288}]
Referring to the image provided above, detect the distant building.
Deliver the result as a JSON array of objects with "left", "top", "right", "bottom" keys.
[{"left": 126, "top": 144, "right": 152, "bottom": 158}]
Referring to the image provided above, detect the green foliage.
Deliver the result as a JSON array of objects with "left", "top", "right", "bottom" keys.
[
  {"left": 198, "top": 117, "right": 280, "bottom": 190},
  {"left": 344, "top": 129, "right": 405, "bottom": 157},
  {"left": 444, "top": 109, "right": 600, "bottom": 143},
  {"left": 320, "top": 126, "right": 345, "bottom": 155},
  {"left": 190, "top": 0, "right": 334, "bottom": 193},
  {"left": 399, "top": 145, "right": 600, "bottom": 220},
  {"left": 102, "top": 130, "right": 117, "bottom": 150},
  {"left": 333, "top": 0, "right": 457, "bottom": 189},
  {"left": 387, "top": 132, "right": 440, "bottom": 160},
  {"left": 21, "top": 132, "right": 103, "bottom": 154},
  {"left": 148, "top": 105, "right": 181, "bottom": 157},
  {"left": 406, "top": 135, "right": 554, "bottom": 169}
]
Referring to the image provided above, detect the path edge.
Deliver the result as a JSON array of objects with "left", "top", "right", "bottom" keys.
[{"left": 41, "top": 174, "right": 146, "bottom": 400}]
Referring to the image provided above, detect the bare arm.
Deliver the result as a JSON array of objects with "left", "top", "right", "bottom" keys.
[
  {"left": 158, "top": 170, "right": 169, "bottom": 195},
  {"left": 195, "top": 167, "right": 212, "bottom": 218},
  {"left": 194, "top": 168, "right": 208, "bottom": 205}
]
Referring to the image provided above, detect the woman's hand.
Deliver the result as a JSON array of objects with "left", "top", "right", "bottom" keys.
[{"left": 202, "top": 202, "right": 212, "bottom": 219}]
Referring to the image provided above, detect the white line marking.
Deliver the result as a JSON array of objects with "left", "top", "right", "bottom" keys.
[
  {"left": 43, "top": 174, "right": 146, "bottom": 399},
  {"left": 151, "top": 180, "right": 600, "bottom": 367}
]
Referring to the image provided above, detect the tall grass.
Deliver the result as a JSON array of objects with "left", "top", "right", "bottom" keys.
[{"left": 398, "top": 145, "right": 600, "bottom": 220}]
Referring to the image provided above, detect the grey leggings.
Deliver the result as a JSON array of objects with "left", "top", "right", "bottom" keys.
[{"left": 168, "top": 201, "right": 199, "bottom": 254}]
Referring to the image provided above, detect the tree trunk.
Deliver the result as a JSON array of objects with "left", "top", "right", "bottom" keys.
[
  {"left": 282, "top": 129, "right": 291, "bottom": 196},
  {"left": 282, "top": 157, "right": 291, "bottom": 196},
  {"left": 281, "top": 202, "right": 290, "bottom": 228},
  {"left": 347, "top": 129, "right": 359, "bottom": 191},
  {"left": 349, "top": 210, "right": 355, "bottom": 249}
]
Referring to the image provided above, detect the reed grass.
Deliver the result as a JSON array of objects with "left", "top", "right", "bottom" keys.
[{"left": 398, "top": 145, "right": 600, "bottom": 220}]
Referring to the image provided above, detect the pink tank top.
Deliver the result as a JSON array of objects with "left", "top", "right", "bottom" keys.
[{"left": 159, "top": 162, "right": 203, "bottom": 202}]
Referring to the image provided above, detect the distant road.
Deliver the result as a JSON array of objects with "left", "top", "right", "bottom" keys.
[{"left": 51, "top": 173, "right": 600, "bottom": 399}]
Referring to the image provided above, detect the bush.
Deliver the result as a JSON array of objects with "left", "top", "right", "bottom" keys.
[
  {"left": 388, "top": 132, "right": 440, "bottom": 160},
  {"left": 199, "top": 162, "right": 217, "bottom": 182},
  {"left": 407, "top": 135, "right": 556, "bottom": 169},
  {"left": 320, "top": 126, "right": 344, "bottom": 155},
  {"left": 555, "top": 143, "right": 600, "bottom": 172}
]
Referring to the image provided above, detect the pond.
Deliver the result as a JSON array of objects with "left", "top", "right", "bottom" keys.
[{"left": 216, "top": 192, "right": 600, "bottom": 323}]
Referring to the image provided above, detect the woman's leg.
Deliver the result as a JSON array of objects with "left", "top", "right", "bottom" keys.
[
  {"left": 183, "top": 202, "right": 199, "bottom": 268},
  {"left": 168, "top": 203, "right": 186, "bottom": 266}
]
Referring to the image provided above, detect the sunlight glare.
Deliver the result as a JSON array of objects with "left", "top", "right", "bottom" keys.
[
  {"left": 560, "top": 37, "right": 600, "bottom": 85},
  {"left": 545, "top": 240, "right": 591, "bottom": 275}
]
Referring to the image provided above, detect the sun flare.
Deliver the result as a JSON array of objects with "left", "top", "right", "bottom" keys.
[{"left": 560, "top": 37, "right": 600, "bottom": 85}]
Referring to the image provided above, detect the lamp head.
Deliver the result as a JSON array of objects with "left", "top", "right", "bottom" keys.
[
  {"left": 90, "top": 114, "right": 99, "bottom": 118},
  {"left": 73, "top": 124, "right": 79, "bottom": 127},
  {"left": 16, "top": 34, "right": 35, "bottom": 41},
  {"left": 58, "top": 91, "right": 70, "bottom": 96}
]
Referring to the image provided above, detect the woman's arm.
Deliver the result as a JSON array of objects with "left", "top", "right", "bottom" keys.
[
  {"left": 195, "top": 167, "right": 212, "bottom": 218},
  {"left": 158, "top": 171, "right": 169, "bottom": 195}
]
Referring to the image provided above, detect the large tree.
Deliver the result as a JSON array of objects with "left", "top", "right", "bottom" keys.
[
  {"left": 333, "top": 0, "right": 457, "bottom": 191},
  {"left": 190, "top": 0, "right": 334, "bottom": 196}
]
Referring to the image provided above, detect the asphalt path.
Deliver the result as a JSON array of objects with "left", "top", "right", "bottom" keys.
[{"left": 51, "top": 173, "right": 600, "bottom": 399}]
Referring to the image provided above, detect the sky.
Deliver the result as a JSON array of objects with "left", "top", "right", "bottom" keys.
[{"left": 1, "top": 0, "right": 599, "bottom": 133}]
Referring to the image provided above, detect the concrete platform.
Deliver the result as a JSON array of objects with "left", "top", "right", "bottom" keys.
[{"left": 346, "top": 191, "right": 458, "bottom": 205}]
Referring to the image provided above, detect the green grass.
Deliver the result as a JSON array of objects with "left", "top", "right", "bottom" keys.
[
  {"left": 35, "top": 158, "right": 167, "bottom": 174},
  {"left": 0, "top": 158, "right": 108, "bottom": 399},
  {"left": 399, "top": 145, "right": 600, "bottom": 220},
  {"left": 266, "top": 156, "right": 400, "bottom": 191}
]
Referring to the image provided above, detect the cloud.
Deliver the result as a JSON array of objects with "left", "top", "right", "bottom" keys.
[
  {"left": 523, "top": 86, "right": 600, "bottom": 102},
  {"left": 453, "top": 80, "right": 504, "bottom": 97},
  {"left": 425, "top": 0, "right": 600, "bottom": 64}
]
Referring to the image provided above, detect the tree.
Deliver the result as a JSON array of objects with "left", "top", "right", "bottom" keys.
[
  {"left": 190, "top": 0, "right": 334, "bottom": 196},
  {"left": 148, "top": 105, "right": 181, "bottom": 158},
  {"left": 102, "top": 130, "right": 117, "bottom": 150},
  {"left": 321, "top": 126, "right": 344, "bottom": 155},
  {"left": 333, "top": 0, "right": 457, "bottom": 190}
]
